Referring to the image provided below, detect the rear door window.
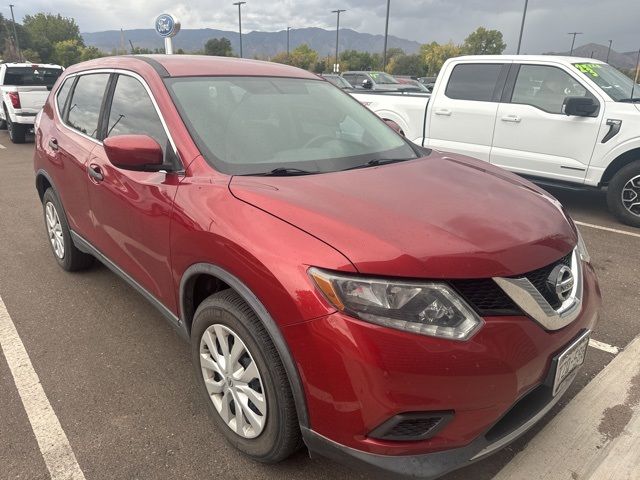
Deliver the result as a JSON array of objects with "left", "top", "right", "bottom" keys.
[
  {"left": 67, "top": 74, "right": 110, "bottom": 139},
  {"left": 445, "top": 63, "right": 504, "bottom": 101}
]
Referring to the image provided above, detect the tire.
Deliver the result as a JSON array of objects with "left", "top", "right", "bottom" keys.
[
  {"left": 0, "top": 118, "right": 6, "bottom": 130},
  {"left": 6, "top": 108, "right": 26, "bottom": 144},
  {"left": 191, "top": 290, "right": 301, "bottom": 463},
  {"left": 42, "top": 188, "right": 94, "bottom": 271},
  {"left": 606, "top": 160, "right": 640, "bottom": 228}
]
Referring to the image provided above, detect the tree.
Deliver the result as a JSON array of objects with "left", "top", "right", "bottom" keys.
[
  {"left": 420, "top": 41, "right": 462, "bottom": 75},
  {"left": 204, "top": 37, "right": 233, "bottom": 56},
  {"left": 23, "top": 13, "right": 83, "bottom": 63},
  {"left": 22, "top": 48, "right": 42, "bottom": 62},
  {"left": 339, "top": 50, "right": 375, "bottom": 71},
  {"left": 461, "top": 27, "right": 506, "bottom": 55},
  {"left": 80, "top": 46, "right": 103, "bottom": 62},
  {"left": 52, "top": 39, "right": 83, "bottom": 67},
  {"left": 388, "top": 54, "right": 426, "bottom": 77}
]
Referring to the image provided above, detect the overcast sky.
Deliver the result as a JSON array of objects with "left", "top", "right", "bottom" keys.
[{"left": 9, "top": 0, "right": 640, "bottom": 53}]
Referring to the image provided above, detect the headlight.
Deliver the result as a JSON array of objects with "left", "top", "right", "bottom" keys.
[
  {"left": 576, "top": 228, "right": 591, "bottom": 263},
  {"left": 309, "top": 268, "right": 483, "bottom": 341}
]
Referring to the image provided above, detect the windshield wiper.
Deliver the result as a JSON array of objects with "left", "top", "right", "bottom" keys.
[
  {"left": 344, "top": 158, "right": 413, "bottom": 171},
  {"left": 245, "top": 167, "right": 318, "bottom": 176}
]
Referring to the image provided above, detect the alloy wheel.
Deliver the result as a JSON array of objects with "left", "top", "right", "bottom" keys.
[
  {"left": 45, "top": 201, "right": 65, "bottom": 259},
  {"left": 621, "top": 174, "right": 640, "bottom": 217},
  {"left": 199, "top": 324, "right": 267, "bottom": 439}
]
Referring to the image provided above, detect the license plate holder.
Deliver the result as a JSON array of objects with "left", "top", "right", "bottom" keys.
[{"left": 552, "top": 330, "right": 590, "bottom": 396}]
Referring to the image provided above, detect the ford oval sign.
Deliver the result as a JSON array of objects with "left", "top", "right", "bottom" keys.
[{"left": 155, "top": 14, "right": 180, "bottom": 38}]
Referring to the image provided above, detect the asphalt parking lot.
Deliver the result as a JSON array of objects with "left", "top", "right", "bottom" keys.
[{"left": 1, "top": 132, "right": 639, "bottom": 480}]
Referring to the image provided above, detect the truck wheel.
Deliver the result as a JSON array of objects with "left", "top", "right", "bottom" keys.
[
  {"left": 6, "top": 111, "right": 27, "bottom": 144},
  {"left": 0, "top": 118, "right": 6, "bottom": 130},
  {"left": 191, "top": 290, "right": 301, "bottom": 463},
  {"left": 607, "top": 160, "right": 640, "bottom": 228}
]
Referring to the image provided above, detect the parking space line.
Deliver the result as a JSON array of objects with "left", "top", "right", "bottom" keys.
[
  {"left": 588, "top": 338, "right": 620, "bottom": 355},
  {"left": 0, "top": 143, "right": 6, "bottom": 149},
  {"left": 0, "top": 294, "right": 86, "bottom": 480},
  {"left": 575, "top": 220, "right": 640, "bottom": 239}
]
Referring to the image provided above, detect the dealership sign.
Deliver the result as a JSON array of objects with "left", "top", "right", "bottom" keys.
[{"left": 155, "top": 13, "right": 180, "bottom": 54}]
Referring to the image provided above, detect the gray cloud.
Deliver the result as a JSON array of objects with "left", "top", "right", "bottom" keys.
[{"left": 8, "top": 0, "right": 640, "bottom": 53}]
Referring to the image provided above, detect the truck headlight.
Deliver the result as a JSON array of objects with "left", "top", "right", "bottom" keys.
[{"left": 309, "top": 268, "right": 483, "bottom": 341}]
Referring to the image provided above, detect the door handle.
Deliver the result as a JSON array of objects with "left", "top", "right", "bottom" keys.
[
  {"left": 88, "top": 164, "right": 104, "bottom": 182},
  {"left": 435, "top": 109, "right": 452, "bottom": 116},
  {"left": 501, "top": 114, "right": 521, "bottom": 123},
  {"left": 48, "top": 138, "right": 59, "bottom": 150}
]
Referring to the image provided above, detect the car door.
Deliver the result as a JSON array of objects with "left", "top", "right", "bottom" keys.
[
  {"left": 490, "top": 63, "right": 603, "bottom": 182},
  {"left": 426, "top": 62, "right": 509, "bottom": 162},
  {"left": 49, "top": 73, "right": 110, "bottom": 238},
  {"left": 86, "top": 72, "right": 181, "bottom": 312}
]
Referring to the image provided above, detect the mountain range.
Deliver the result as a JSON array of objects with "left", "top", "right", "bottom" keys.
[
  {"left": 81, "top": 27, "right": 422, "bottom": 58},
  {"left": 549, "top": 43, "right": 639, "bottom": 70}
]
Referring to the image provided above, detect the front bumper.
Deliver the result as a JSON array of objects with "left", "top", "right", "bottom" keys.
[{"left": 284, "top": 262, "right": 600, "bottom": 478}]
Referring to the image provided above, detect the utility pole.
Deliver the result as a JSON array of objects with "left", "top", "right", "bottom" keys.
[
  {"left": 382, "top": 0, "right": 391, "bottom": 71},
  {"left": 568, "top": 32, "right": 582, "bottom": 55},
  {"left": 516, "top": 0, "right": 528, "bottom": 54},
  {"left": 287, "top": 26, "right": 291, "bottom": 62},
  {"left": 606, "top": 39, "right": 613, "bottom": 63},
  {"left": 331, "top": 9, "right": 346, "bottom": 73},
  {"left": 233, "top": 2, "right": 247, "bottom": 58},
  {"left": 9, "top": 4, "right": 21, "bottom": 61}
]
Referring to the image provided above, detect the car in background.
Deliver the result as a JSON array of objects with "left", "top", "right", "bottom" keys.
[
  {"left": 34, "top": 54, "right": 599, "bottom": 480},
  {"left": 342, "top": 70, "right": 413, "bottom": 91},
  {"left": 418, "top": 76, "right": 437, "bottom": 92},
  {"left": 395, "top": 76, "right": 431, "bottom": 92},
  {"left": 320, "top": 73, "right": 353, "bottom": 90},
  {"left": 0, "top": 62, "right": 63, "bottom": 143}
]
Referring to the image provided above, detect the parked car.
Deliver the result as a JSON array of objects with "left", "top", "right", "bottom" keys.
[
  {"left": 34, "top": 55, "right": 600, "bottom": 479},
  {"left": 320, "top": 73, "right": 353, "bottom": 90},
  {"left": 352, "top": 55, "right": 640, "bottom": 227},
  {"left": 0, "top": 62, "right": 63, "bottom": 143},
  {"left": 395, "top": 76, "right": 431, "bottom": 92},
  {"left": 418, "top": 76, "right": 437, "bottom": 92},
  {"left": 342, "top": 70, "right": 413, "bottom": 91}
]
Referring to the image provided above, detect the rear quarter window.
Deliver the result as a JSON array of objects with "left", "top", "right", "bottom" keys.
[{"left": 445, "top": 63, "right": 504, "bottom": 102}]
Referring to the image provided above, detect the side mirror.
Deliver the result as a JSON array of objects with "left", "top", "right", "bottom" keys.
[
  {"left": 103, "top": 135, "right": 164, "bottom": 171},
  {"left": 384, "top": 119, "right": 405, "bottom": 136},
  {"left": 564, "top": 97, "right": 599, "bottom": 117},
  {"left": 362, "top": 78, "right": 373, "bottom": 90}
]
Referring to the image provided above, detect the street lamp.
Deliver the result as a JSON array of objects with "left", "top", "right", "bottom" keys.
[
  {"left": 568, "top": 32, "right": 582, "bottom": 55},
  {"left": 331, "top": 9, "right": 346, "bottom": 73},
  {"left": 382, "top": 0, "right": 391, "bottom": 71},
  {"left": 606, "top": 40, "right": 613, "bottom": 63},
  {"left": 233, "top": 1, "right": 246, "bottom": 58},
  {"left": 287, "top": 26, "right": 292, "bottom": 61},
  {"left": 516, "top": 0, "right": 528, "bottom": 54},
  {"left": 8, "top": 4, "right": 21, "bottom": 61}
]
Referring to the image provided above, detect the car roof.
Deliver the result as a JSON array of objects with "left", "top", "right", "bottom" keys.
[
  {"left": 452, "top": 55, "right": 607, "bottom": 65},
  {"left": 1, "top": 62, "right": 63, "bottom": 69},
  {"left": 64, "top": 54, "right": 320, "bottom": 80}
]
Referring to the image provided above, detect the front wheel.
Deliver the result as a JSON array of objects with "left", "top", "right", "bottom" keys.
[
  {"left": 191, "top": 290, "right": 301, "bottom": 463},
  {"left": 607, "top": 160, "right": 640, "bottom": 228}
]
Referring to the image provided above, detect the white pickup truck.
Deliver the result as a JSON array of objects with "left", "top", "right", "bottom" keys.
[
  {"left": 0, "top": 62, "right": 63, "bottom": 143},
  {"left": 351, "top": 55, "right": 640, "bottom": 227}
]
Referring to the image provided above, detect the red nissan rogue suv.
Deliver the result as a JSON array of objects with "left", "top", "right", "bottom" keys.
[{"left": 34, "top": 55, "right": 600, "bottom": 479}]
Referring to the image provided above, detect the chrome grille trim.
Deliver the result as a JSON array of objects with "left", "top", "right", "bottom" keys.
[{"left": 493, "top": 249, "right": 583, "bottom": 331}]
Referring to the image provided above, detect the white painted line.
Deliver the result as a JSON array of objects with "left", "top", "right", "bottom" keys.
[
  {"left": 588, "top": 338, "right": 620, "bottom": 355},
  {"left": 575, "top": 220, "right": 640, "bottom": 239},
  {"left": 0, "top": 142, "right": 6, "bottom": 149},
  {"left": 0, "top": 294, "right": 86, "bottom": 480}
]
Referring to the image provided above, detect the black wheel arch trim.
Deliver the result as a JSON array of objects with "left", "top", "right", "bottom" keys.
[{"left": 180, "top": 262, "right": 310, "bottom": 428}]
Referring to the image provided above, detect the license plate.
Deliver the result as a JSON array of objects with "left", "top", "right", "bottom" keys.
[{"left": 552, "top": 330, "right": 590, "bottom": 396}]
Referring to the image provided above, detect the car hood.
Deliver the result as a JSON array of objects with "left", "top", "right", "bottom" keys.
[{"left": 229, "top": 153, "right": 577, "bottom": 279}]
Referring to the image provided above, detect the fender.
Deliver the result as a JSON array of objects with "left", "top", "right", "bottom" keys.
[{"left": 180, "top": 262, "right": 310, "bottom": 428}]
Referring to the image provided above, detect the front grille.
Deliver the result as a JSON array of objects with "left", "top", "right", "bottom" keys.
[{"left": 451, "top": 252, "right": 573, "bottom": 316}]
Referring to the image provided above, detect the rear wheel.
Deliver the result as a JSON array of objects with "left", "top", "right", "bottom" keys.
[
  {"left": 607, "top": 160, "right": 640, "bottom": 228},
  {"left": 42, "top": 188, "right": 94, "bottom": 271},
  {"left": 6, "top": 108, "right": 26, "bottom": 144},
  {"left": 191, "top": 290, "right": 301, "bottom": 463}
]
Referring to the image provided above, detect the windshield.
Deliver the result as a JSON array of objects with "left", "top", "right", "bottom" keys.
[
  {"left": 573, "top": 62, "right": 640, "bottom": 102},
  {"left": 324, "top": 75, "right": 352, "bottom": 89},
  {"left": 166, "top": 76, "right": 416, "bottom": 175},
  {"left": 4, "top": 67, "right": 62, "bottom": 87},
  {"left": 369, "top": 72, "right": 399, "bottom": 84}
]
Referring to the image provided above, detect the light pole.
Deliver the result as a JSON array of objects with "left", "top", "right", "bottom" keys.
[
  {"left": 568, "top": 32, "right": 582, "bottom": 55},
  {"left": 382, "top": 0, "right": 391, "bottom": 71},
  {"left": 233, "top": 2, "right": 246, "bottom": 58},
  {"left": 287, "top": 26, "right": 292, "bottom": 62},
  {"left": 516, "top": 0, "right": 528, "bottom": 54},
  {"left": 606, "top": 39, "right": 613, "bottom": 63},
  {"left": 9, "top": 4, "right": 21, "bottom": 61},
  {"left": 332, "top": 9, "right": 346, "bottom": 73}
]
